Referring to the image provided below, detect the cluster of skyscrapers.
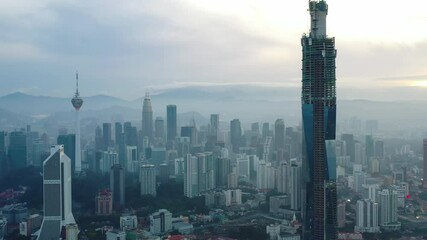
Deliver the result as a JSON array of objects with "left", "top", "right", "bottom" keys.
[{"left": 3, "top": 1, "right": 427, "bottom": 239}]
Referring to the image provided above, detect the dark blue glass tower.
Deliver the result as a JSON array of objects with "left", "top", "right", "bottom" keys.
[{"left": 301, "top": 1, "right": 337, "bottom": 239}]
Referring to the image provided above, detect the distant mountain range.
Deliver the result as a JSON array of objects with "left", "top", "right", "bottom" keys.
[{"left": 0, "top": 86, "right": 426, "bottom": 132}]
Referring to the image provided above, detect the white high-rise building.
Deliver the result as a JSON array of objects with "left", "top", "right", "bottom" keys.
[
  {"left": 256, "top": 160, "right": 276, "bottom": 191},
  {"left": 354, "top": 171, "right": 366, "bottom": 193},
  {"left": 379, "top": 189, "right": 398, "bottom": 226},
  {"left": 140, "top": 164, "right": 156, "bottom": 197},
  {"left": 126, "top": 145, "right": 138, "bottom": 173},
  {"left": 290, "top": 163, "right": 302, "bottom": 210},
  {"left": 355, "top": 142, "right": 365, "bottom": 165},
  {"left": 101, "top": 150, "right": 118, "bottom": 173},
  {"left": 174, "top": 158, "right": 184, "bottom": 177},
  {"left": 277, "top": 161, "right": 289, "bottom": 194},
  {"left": 236, "top": 154, "right": 250, "bottom": 179},
  {"left": 71, "top": 72, "right": 83, "bottom": 173},
  {"left": 224, "top": 189, "right": 242, "bottom": 206},
  {"left": 355, "top": 199, "right": 380, "bottom": 233},
  {"left": 38, "top": 145, "right": 77, "bottom": 240},
  {"left": 150, "top": 209, "right": 172, "bottom": 235},
  {"left": 184, "top": 154, "right": 198, "bottom": 198},
  {"left": 365, "top": 184, "right": 380, "bottom": 202},
  {"left": 257, "top": 160, "right": 267, "bottom": 190}
]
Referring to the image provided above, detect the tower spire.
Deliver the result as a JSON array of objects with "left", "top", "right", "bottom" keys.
[{"left": 75, "top": 71, "right": 80, "bottom": 97}]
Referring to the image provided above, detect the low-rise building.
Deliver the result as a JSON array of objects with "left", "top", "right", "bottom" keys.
[
  {"left": 120, "top": 215, "right": 138, "bottom": 231},
  {"left": 266, "top": 224, "right": 281, "bottom": 240},
  {"left": 150, "top": 209, "right": 172, "bottom": 235},
  {"left": 19, "top": 214, "right": 42, "bottom": 236},
  {"left": 106, "top": 230, "right": 126, "bottom": 240}
]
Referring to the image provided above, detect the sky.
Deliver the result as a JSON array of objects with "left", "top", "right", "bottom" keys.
[{"left": 0, "top": 0, "right": 426, "bottom": 100}]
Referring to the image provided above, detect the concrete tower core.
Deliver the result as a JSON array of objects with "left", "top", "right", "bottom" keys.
[{"left": 71, "top": 72, "right": 83, "bottom": 173}]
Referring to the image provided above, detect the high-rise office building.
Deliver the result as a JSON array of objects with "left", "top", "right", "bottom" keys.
[
  {"left": 341, "top": 134, "right": 355, "bottom": 162},
  {"left": 110, "top": 164, "right": 125, "bottom": 210},
  {"left": 290, "top": 163, "right": 301, "bottom": 210},
  {"left": 115, "top": 122, "right": 123, "bottom": 146},
  {"left": 181, "top": 126, "right": 197, "bottom": 146},
  {"left": 154, "top": 117, "right": 165, "bottom": 143},
  {"left": 251, "top": 122, "right": 260, "bottom": 135},
  {"left": 355, "top": 199, "right": 379, "bottom": 233},
  {"left": 71, "top": 72, "right": 83, "bottom": 173},
  {"left": 374, "top": 140, "right": 385, "bottom": 159},
  {"left": 0, "top": 132, "right": 7, "bottom": 178},
  {"left": 337, "top": 201, "right": 346, "bottom": 228},
  {"left": 166, "top": 105, "right": 177, "bottom": 144},
  {"left": 142, "top": 91, "right": 154, "bottom": 143},
  {"left": 140, "top": 164, "right": 156, "bottom": 197},
  {"left": 103, "top": 123, "right": 113, "bottom": 150},
  {"left": 95, "top": 126, "right": 103, "bottom": 151},
  {"left": 354, "top": 171, "right": 366, "bottom": 193},
  {"left": 38, "top": 145, "right": 77, "bottom": 240},
  {"left": 365, "top": 135, "right": 374, "bottom": 161},
  {"left": 262, "top": 122, "right": 270, "bottom": 141},
  {"left": 115, "top": 122, "right": 125, "bottom": 165},
  {"left": 101, "top": 150, "right": 118, "bottom": 173},
  {"left": 230, "top": 119, "right": 242, "bottom": 153},
  {"left": 195, "top": 152, "right": 216, "bottom": 193},
  {"left": 125, "top": 146, "right": 138, "bottom": 173},
  {"left": 301, "top": 1, "right": 337, "bottom": 238},
  {"left": 210, "top": 114, "right": 219, "bottom": 140},
  {"left": 216, "top": 157, "right": 230, "bottom": 187},
  {"left": 8, "top": 131, "right": 27, "bottom": 169},
  {"left": 274, "top": 119, "right": 285, "bottom": 151},
  {"left": 57, "top": 134, "right": 76, "bottom": 175},
  {"left": 0, "top": 131, "right": 6, "bottom": 153},
  {"left": 31, "top": 139, "right": 44, "bottom": 167},
  {"left": 423, "top": 139, "right": 427, "bottom": 189}
]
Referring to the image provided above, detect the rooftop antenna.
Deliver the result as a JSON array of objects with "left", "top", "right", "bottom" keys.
[{"left": 75, "top": 71, "right": 80, "bottom": 97}]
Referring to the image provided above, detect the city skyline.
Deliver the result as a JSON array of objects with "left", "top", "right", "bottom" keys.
[
  {"left": 0, "top": 0, "right": 426, "bottom": 100},
  {"left": 0, "top": 1, "right": 427, "bottom": 239}
]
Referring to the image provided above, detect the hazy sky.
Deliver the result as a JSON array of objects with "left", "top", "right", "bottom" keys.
[{"left": 0, "top": 0, "right": 426, "bottom": 100}]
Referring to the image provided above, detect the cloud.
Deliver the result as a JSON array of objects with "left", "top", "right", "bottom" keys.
[
  {"left": 375, "top": 75, "right": 427, "bottom": 81},
  {"left": 0, "top": 0, "right": 426, "bottom": 101}
]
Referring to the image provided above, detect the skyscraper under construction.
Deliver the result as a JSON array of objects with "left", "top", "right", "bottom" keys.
[{"left": 301, "top": 1, "right": 337, "bottom": 239}]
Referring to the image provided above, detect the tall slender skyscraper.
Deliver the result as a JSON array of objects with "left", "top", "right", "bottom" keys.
[
  {"left": 274, "top": 119, "right": 285, "bottom": 151},
  {"left": 71, "top": 72, "right": 83, "bottom": 173},
  {"left": 230, "top": 119, "right": 242, "bottom": 153},
  {"left": 103, "top": 123, "right": 112, "bottom": 150},
  {"left": 110, "top": 164, "right": 125, "bottom": 210},
  {"left": 142, "top": 91, "right": 154, "bottom": 143},
  {"left": 166, "top": 105, "right": 177, "bottom": 143},
  {"left": 38, "top": 145, "right": 77, "bottom": 240},
  {"left": 210, "top": 114, "right": 219, "bottom": 140},
  {"left": 301, "top": 1, "right": 337, "bottom": 239}
]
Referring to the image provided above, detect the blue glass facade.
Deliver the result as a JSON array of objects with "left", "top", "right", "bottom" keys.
[{"left": 301, "top": 1, "right": 337, "bottom": 239}]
